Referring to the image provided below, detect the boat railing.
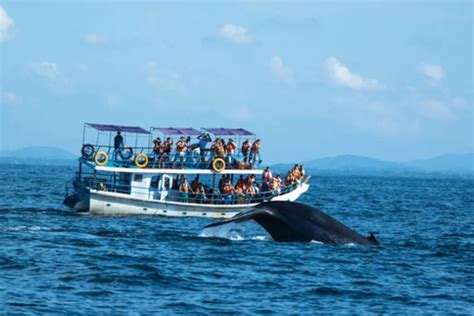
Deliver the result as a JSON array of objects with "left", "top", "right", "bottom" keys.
[
  {"left": 77, "top": 171, "right": 299, "bottom": 205},
  {"left": 80, "top": 144, "right": 262, "bottom": 170}
]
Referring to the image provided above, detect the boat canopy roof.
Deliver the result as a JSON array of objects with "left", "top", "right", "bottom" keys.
[
  {"left": 203, "top": 128, "right": 255, "bottom": 136},
  {"left": 86, "top": 123, "right": 150, "bottom": 134},
  {"left": 151, "top": 127, "right": 201, "bottom": 136}
]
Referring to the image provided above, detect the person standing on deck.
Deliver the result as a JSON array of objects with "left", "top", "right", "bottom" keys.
[
  {"left": 162, "top": 137, "right": 173, "bottom": 167},
  {"left": 179, "top": 178, "right": 191, "bottom": 202},
  {"left": 152, "top": 137, "right": 162, "bottom": 166},
  {"left": 222, "top": 179, "right": 235, "bottom": 204},
  {"left": 174, "top": 136, "right": 187, "bottom": 168},
  {"left": 225, "top": 138, "right": 237, "bottom": 165},
  {"left": 250, "top": 139, "right": 261, "bottom": 167},
  {"left": 241, "top": 139, "right": 251, "bottom": 164},
  {"left": 197, "top": 133, "right": 212, "bottom": 163},
  {"left": 114, "top": 132, "right": 124, "bottom": 160},
  {"left": 274, "top": 174, "right": 282, "bottom": 193}
]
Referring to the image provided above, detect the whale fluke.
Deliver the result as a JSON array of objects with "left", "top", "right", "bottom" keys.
[{"left": 204, "top": 201, "right": 380, "bottom": 245}]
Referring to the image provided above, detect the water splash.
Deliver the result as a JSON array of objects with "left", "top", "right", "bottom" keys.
[{"left": 199, "top": 223, "right": 245, "bottom": 241}]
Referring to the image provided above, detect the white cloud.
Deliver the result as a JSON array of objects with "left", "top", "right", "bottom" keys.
[
  {"left": 84, "top": 33, "right": 105, "bottom": 45},
  {"left": 219, "top": 24, "right": 252, "bottom": 44},
  {"left": 270, "top": 56, "right": 294, "bottom": 83},
  {"left": 419, "top": 63, "right": 444, "bottom": 82},
  {"left": 145, "top": 62, "right": 184, "bottom": 93},
  {"left": 30, "top": 62, "right": 61, "bottom": 79},
  {"left": 0, "top": 6, "right": 14, "bottom": 42},
  {"left": 417, "top": 99, "right": 456, "bottom": 121},
  {"left": 28, "top": 62, "right": 71, "bottom": 93},
  {"left": 325, "top": 57, "right": 381, "bottom": 90},
  {"left": 0, "top": 91, "right": 21, "bottom": 105}
]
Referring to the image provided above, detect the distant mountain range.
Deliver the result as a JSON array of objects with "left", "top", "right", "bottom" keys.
[
  {"left": 272, "top": 153, "right": 474, "bottom": 175},
  {"left": 0, "top": 146, "right": 76, "bottom": 164},
  {"left": 0, "top": 146, "right": 472, "bottom": 175}
]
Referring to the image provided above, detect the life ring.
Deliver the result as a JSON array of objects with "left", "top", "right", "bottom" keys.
[
  {"left": 81, "top": 144, "right": 95, "bottom": 159},
  {"left": 135, "top": 153, "right": 149, "bottom": 168},
  {"left": 211, "top": 158, "right": 226, "bottom": 173},
  {"left": 94, "top": 151, "right": 109, "bottom": 166},
  {"left": 122, "top": 147, "right": 133, "bottom": 160}
]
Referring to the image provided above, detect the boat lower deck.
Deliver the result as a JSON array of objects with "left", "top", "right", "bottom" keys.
[{"left": 82, "top": 181, "right": 309, "bottom": 218}]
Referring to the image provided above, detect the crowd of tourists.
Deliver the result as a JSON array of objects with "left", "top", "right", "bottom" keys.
[
  {"left": 149, "top": 133, "right": 262, "bottom": 169},
  {"left": 175, "top": 164, "right": 306, "bottom": 204}
]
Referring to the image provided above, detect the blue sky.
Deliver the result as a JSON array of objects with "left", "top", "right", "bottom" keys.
[{"left": 0, "top": 1, "right": 472, "bottom": 163}]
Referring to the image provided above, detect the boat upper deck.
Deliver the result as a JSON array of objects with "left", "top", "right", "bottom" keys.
[{"left": 79, "top": 123, "right": 264, "bottom": 172}]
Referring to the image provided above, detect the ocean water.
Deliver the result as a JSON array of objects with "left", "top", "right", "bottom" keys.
[{"left": 0, "top": 163, "right": 473, "bottom": 314}]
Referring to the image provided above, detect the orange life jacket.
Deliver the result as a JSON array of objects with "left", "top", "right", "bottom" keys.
[
  {"left": 180, "top": 184, "right": 189, "bottom": 192},
  {"left": 176, "top": 141, "right": 186, "bottom": 152}
]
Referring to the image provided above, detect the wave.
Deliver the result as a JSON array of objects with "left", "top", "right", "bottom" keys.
[
  {"left": 0, "top": 207, "right": 75, "bottom": 216},
  {"left": 0, "top": 225, "right": 56, "bottom": 232}
]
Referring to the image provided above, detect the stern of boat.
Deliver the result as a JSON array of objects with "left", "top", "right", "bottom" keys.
[{"left": 63, "top": 179, "right": 90, "bottom": 213}]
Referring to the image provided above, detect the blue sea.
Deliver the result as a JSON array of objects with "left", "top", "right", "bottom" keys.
[{"left": 1, "top": 164, "right": 473, "bottom": 314}]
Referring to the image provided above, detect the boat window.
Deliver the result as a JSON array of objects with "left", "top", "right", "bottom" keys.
[
  {"left": 134, "top": 174, "right": 143, "bottom": 182},
  {"left": 151, "top": 176, "right": 161, "bottom": 188}
]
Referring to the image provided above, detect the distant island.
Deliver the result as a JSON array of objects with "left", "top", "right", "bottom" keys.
[
  {"left": 0, "top": 146, "right": 76, "bottom": 165},
  {"left": 0, "top": 146, "right": 472, "bottom": 175},
  {"left": 272, "top": 153, "right": 474, "bottom": 176}
]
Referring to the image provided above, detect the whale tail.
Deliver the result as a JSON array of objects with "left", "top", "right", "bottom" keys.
[
  {"left": 367, "top": 232, "right": 380, "bottom": 245},
  {"left": 204, "top": 201, "right": 381, "bottom": 245}
]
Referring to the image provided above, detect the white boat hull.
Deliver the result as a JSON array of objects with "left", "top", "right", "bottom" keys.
[{"left": 84, "top": 182, "right": 309, "bottom": 218}]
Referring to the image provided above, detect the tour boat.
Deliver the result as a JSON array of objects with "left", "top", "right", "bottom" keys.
[{"left": 64, "top": 123, "right": 310, "bottom": 218}]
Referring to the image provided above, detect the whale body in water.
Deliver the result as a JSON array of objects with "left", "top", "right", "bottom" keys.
[{"left": 204, "top": 201, "right": 380, "bottom": 245}]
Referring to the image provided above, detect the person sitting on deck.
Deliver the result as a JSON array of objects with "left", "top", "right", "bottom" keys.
[
  {"left": 250, "top": 139, "right": 261, "bottom": 167},
  {"left": 241, "top": 139, "right": 251, "bottom": 164},
  {"left": 114, "top": 131, "right": 124, "bottom": 160},
  {"left": 225, "top": 139, "right": 237, "bottom": 164},
  {"left": 179, "top": 178, "right": 191, "bottom": 202}
]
